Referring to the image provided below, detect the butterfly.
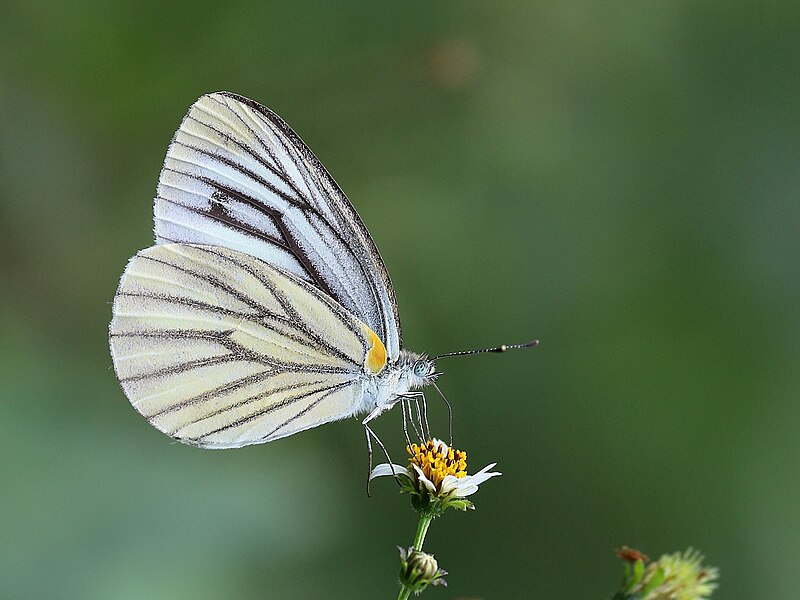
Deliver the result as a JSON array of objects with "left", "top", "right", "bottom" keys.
[{"left": 109, "top": 92, "right": 535, "bottom": 456}]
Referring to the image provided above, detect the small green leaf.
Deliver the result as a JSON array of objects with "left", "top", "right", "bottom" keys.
[
  {"left": 641, "top": 567, "right": 666, "bottom": 595},
  {"left": 632, "top": 558, "right": 645, "bottom": 583},
  {"left": 624, "top": 559, "right": 646, "bottom": 593}
]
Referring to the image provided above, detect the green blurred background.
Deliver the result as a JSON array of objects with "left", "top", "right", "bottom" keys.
[{"left": 2, "top": 2, "right": 798, "bottom": 598}]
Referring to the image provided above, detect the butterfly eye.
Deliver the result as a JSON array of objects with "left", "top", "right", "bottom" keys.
[{"left": 413, "top": 361, "right": 427, "bottom": 377}]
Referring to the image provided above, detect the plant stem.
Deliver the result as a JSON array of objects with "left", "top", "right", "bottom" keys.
[
  {"left": 397, "top": 513, "right": 435, "bottom": 600},
  {"left": 397, "top": 583, "right": 412, "bottom": 600},
  {"left": 413, "top": 514, "right": 433, "bottom": 550}
]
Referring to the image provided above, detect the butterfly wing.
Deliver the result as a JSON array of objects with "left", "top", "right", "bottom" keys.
[
  {"left": 153, "top": 92, "right": 401, "bottom": 359},
  {"left": 109, "top": 243, "right": 384, "bottom": 449}
]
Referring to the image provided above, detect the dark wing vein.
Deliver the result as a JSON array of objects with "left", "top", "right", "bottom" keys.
[
  {"left": 167, "top": 378, "right": 328, "bottom": 436},
  {"left": 156, "top": 192, "right": 292, "bottom": 254},
  {"left": 262, "top": 382, "right": 353, "bottom": 440},
  {"left": 196, "top": 380, "right": 353, "bottom": 442},
  {"left": 193, "top": 100, "right": 310, "bottom": 204},
  {"left": 194, "top": 246, "right": 363, "bottom": 364}
]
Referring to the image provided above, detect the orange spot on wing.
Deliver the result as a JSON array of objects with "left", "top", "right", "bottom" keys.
[{"left": 363, "top": 326, "right": 387, "bottom": 374}]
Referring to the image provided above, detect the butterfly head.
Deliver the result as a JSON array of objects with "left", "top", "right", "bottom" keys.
[{"left": 396, "top": 350, "right": 438, "bottom": 390}]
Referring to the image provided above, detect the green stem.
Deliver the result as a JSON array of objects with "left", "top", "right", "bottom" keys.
[
  {"left": 397, "top": 583, "right": 412, "bottom": 600},
  {"left": 396, "top": 513, "right": 435, "bottom": 600},
  {"left": 413, "top": 514, "right": 433, "bottom": 550}
]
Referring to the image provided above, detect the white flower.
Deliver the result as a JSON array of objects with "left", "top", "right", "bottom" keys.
[
  {"left": 619, "top": 547, "right": 719, "bottom": 600},
  {"left": 648, "top": 548, "right": 719, "bottom": 600},
  {"left": 370, "top": 438, "right": 501, "bottom": 500}
]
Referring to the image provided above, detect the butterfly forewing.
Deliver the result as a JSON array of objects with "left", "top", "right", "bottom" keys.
[
  {"left": 109, "top": 243, "right": 374, "bottom": 448},
  {"left": 153, "top": 92, "right": 401, "bottom": 359}
]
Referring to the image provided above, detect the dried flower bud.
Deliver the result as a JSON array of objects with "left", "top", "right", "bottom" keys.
[{"left": 616, "top": 546, "right": 650, "bottom": 564}]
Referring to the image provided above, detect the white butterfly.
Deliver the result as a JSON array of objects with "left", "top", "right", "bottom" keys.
[
  {"left": 109, "top": 92, "right": 534, "bottom": 452},
  {"left": 109, "top": 91, "right": 439, "bottom": 451}
]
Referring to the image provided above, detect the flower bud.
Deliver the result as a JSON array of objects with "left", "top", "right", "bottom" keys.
[
  {"left": 407, "top": 550, "right": 439, "bottom": 580},
  {"left": 398, "top": 547, "right": 447, "bottom": 592}
]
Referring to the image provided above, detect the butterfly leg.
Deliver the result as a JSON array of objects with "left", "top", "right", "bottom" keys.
[
  {"left": 404, "top": 392, "right": 434, "bottom": 441},
  {"left": 419, "top": 392, "right": 431, "bottom": 440},
  {"left": 401, "top": 395, "right": 423, "bottom": 442},
  {"left": 363, "top": 424, "right": 374, "bottom": 497},
  {"left": 362, "top": 407, "right": 396, "bottom": 495},
  {"left": 400, "top": 398, "right": 414, "bottom": 449},
  {"left": 412, "top": 395, "right": 428, "bottom": 441}
]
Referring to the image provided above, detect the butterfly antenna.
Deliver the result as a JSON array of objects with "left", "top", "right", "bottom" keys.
[{"left": 431, "top": 339, "right": 539, "bottom": 361}]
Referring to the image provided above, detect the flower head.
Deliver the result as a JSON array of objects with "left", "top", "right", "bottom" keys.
[
  {"left": 647, "top": 548, "right": 719, "bottom": 600},
  {"left": 370, "top": 438, "right": 500, "bottom": 514},
  {"left": 617, "top": 547, "right": 718, "bottom": 600}
]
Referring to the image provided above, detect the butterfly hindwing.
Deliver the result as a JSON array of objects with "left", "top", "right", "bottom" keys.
[
  {"left": 153, "top": 92, "right": 401, "bottom": 359},
  {"left": 109, "top": 243, "right": 374, "bottom": 448}
]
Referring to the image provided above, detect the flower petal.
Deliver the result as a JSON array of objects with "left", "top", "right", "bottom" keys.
[
  {"left": 468, "top": 463, "right": 501, "bottom": 486},
  {"left": 442, "top": 476, "right": 478, "bottom": 498},
  {"left": 437, "top": 464, "right": 501, "bottom": 497},
  {"left": 430, "top": 438, "right": 448, "bottom": 452},
  {"left": 369, "top": 463, "right": 410, "bottom": 480},
  {"left": 439, "top": 474, "right": 468, "bottom": 495},
  {"left": 412, "top": 463, "right": 438, "bottom": 493},
  {"left": 456, "top": 485, "right": 481, "bottom": 497}
]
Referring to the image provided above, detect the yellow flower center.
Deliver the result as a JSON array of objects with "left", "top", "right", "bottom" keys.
[{"left": 407, "top": 440, "right": 468, "bottom": 490}]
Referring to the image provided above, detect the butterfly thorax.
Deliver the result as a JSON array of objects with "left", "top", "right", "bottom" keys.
[{"left": 357, "top": 350, "right": 438, "bottom": 416}]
